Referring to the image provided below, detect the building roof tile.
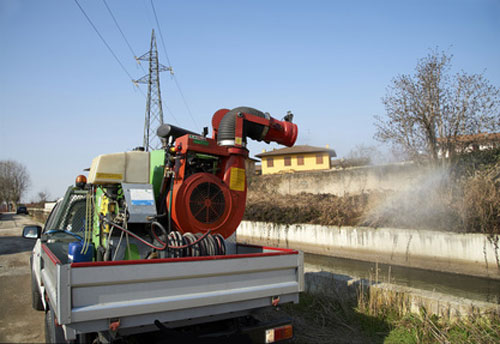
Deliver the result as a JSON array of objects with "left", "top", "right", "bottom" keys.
[
  {"left": 255, "top": 145, "right": 336, "bottom": 158},
  {"left": 437, "top": 132, "right": 500, "bottom": 143}
]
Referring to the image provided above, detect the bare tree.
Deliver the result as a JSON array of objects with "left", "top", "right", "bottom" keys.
[
  {"left": 346, "top": 144, "right": 402, "bottom": 166},
  {"left": 0, "top": 160, "right": 31, "bottom": 205},
  {"left": 37, "top": 191, "right": 50, "bottom": 203},
  {"left": 374, "top": 50, "right": 500, "bottom": 164},
  {"left": 347, "top": 144, "right": 376, "bottom": 162}
]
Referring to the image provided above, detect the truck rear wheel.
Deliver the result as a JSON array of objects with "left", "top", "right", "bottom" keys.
[
  {"left": 45, "top": 308, "right": 65, "bottom": 344},
  {"left": 31, "top": 270, "right": 44, "bottom": 311}
]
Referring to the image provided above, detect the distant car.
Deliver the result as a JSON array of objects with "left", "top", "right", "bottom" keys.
[{"left": 16, "top": 206, "right": 28, "bottom": 215}]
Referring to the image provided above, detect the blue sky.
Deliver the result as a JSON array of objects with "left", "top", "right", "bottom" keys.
[{"left": 1, "top": 0, "right": 499, "bottom": 201}]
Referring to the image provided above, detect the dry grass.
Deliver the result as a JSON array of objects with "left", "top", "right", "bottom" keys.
[
  {"left": 355, "top": 266, "right": 500, "bottom": 344},
  {"left": 244, "top": 191, "right": 368, "bottom": 226},
  {"left": 245, "top": 162, "right": 500, "bottom": 234},
  {"left": 361, "top": 302, "right": 500, "bottom": 344},
  {"left": 457, "top": 166, "right": 500, "bottom": 235},
  {"left": 266, "top": 293, "right": 381, "bottom": 344},
  {"left": 244, "top": 188, "right": 462, "bottom": 231}
]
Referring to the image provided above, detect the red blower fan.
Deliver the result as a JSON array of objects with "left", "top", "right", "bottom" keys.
[{"left": 158, "top": 107, "right": 298, "bottom": 238}]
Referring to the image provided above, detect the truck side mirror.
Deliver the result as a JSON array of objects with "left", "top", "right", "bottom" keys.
[{"left": 22, "top": 225, "right": 42, "bottom": 239}]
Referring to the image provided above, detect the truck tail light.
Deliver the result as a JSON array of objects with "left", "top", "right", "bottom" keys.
[{"left": 265, "top": 324, "right": 293, "bottom": 343}]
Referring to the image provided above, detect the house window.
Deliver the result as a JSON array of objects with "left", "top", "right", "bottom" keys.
[
  {"left": 267, "top": 158, "right": 274, "bottom": 167},
  {"left": 284, "top": 156, "right": 291, "bottom": 166},
  {"left": 297, "top": 156, "right": 304, "bottom": 165},
  {"left": 316, "top": 154, "right": 324, "bottom": 164}
]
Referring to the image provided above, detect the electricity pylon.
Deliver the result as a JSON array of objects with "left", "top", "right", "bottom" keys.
[{"left": 135, "top": 29, "right": 172, "bottom": 151}]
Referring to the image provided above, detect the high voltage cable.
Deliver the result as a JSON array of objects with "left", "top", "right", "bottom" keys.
[
  {"left": 76, "top": 0, "right": 195, "bottom": 128},
  {"left": 99, "top": 1, "right": 152, "bottom": 102},
  {"left": 150, "top": 0, "right": 172, "bottom": 67},
  {"left": 164, "top": 104, "right": 180, "bottom": 125},
  {"left": 102, "top": 0, "right": 136, "bottom": 59},
  {"left": 73, "top": 0, "right": 135, "bottom": 83},
  {"left": 150, "top": 0, "right": 199, "bottom": 129},
  {"left": 172, "top": 76, "right": 198, "bottom": 128},
  {"left": 104, "top": 0, "right": 184, "bottom": 127},
  {"left": 102, "top": 0, "right": 146, "bottom": 74}
]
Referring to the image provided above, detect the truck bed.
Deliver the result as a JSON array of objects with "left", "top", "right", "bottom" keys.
[{"left": 40, "top": 243, "right": 304, "bottom": 340}]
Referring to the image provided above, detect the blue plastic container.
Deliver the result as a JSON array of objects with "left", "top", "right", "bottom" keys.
[{"left": 68, "top": 241, "right": 94, "bottom": 263}]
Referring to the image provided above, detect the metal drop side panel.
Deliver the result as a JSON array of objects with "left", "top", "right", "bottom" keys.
[{"left": 66, "top": 249, "right": 303, "bottom": 327}]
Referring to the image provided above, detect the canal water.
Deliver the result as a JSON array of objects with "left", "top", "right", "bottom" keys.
[{"left": 304, "top": 253, "right": 500, "bottom": 304}]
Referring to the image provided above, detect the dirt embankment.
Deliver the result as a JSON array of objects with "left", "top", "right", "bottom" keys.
[
  {"left": 244, "top": 149, "right": 500, "bottom": 234},
  {"left": 244, "top": 190, "right": 368, "bottom": 227},
  {"left": 244, "top": 189, "right": 464, "bottom": 231},
  {"left": 244, "top": 171, "right": 493, "bottom": 232}
]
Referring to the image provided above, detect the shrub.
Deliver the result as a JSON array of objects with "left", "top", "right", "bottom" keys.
[{"left": 457, "top": 166, "right": 500, "bottom": 235}]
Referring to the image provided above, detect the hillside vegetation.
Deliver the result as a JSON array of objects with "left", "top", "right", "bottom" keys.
[{"left": 244, "top": 148, "right": 500, "bottom": 234}]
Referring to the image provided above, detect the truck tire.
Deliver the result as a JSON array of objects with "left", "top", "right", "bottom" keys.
[
  {"left": 45, "top": 308, "right": 66, "bottom": 344},
  {"left": 31, "top": 270, "right": 44, "bottom": 311}
]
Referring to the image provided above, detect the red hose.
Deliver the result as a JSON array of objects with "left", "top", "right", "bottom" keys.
[{"left": 103, "top": 218, "right": 167, "bottom": 250}]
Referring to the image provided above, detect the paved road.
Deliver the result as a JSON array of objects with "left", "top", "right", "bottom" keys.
[{"left": 0, "top": 213, "right": 45, "bottom": 343}]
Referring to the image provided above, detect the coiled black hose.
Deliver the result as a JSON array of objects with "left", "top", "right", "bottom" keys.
[{"left": 100, "top": 217, "right": 226, "bottom": 259}]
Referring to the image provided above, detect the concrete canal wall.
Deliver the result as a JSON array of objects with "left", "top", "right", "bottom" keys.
[
  {"left": 304, "top": 270, "right": 500, "bottom": 320},
  {"left": 237, "top": 221, "right": 500, "bottom": 279}
]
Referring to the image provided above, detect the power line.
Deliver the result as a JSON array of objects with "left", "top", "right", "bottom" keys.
[
  {"left": 150, "top": 0, "right": 199, "bottom": 129},
  {"left": 164, "top": 104, "right": 179, "bottom": 125},
  {"left": 150, "top": 0, "right": 172, "bottom": 67},
  {"left": 102, "top": 0, "right": 146, "bottom": 74},
  {"left": 73, "top": 0, "right": 135, "bottom": 83},
  {"left": 141, "top": 0, "right": 156, "bottom": 34},
  {"left": 172, "top": 75, "right": 198, "bottom": 128}
]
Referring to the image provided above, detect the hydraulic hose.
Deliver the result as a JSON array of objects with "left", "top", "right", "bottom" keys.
[
  {"left": 101, "top": 217, "right": 167, "bottom": 250},
  {"left": 100, "top": 217, "right": 213, "bottom": 252},
  {"left": 151, "top": 221, "right": 212, "bottom": 250}
]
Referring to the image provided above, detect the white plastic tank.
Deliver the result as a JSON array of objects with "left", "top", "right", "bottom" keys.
[{"left": 88, "top": 151, "right": 150, "bottom": 184}]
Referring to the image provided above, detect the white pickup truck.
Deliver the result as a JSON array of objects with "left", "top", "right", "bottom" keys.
[
  {"left": 23, "top": 185, "right": 303, "bottom": 344},
  {"left": 23, "top": 107, "right": 303, "bottom": 343}
]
